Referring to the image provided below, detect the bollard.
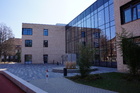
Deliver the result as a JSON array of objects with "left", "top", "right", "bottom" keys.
[
  {"left": 57, "top": 62, "right": 59, "bottom": 65},
  {"left": 46, "top": 69, "right": 49, "bottom": 83},
  {"left": 63, "top": 68, "right": 67, "bottom": 76}
]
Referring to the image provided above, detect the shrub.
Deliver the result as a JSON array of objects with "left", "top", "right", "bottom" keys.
[
  {"left": 78, "top": 44, "right": 94, "bottom": 77},
  {"left": 65, "top": 62, "right": 77, "bottom": 69},
  {"left": 117, "top": 28, "right": 140, "bottom": 75}
]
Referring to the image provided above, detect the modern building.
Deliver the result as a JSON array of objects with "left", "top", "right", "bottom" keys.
[
  {"left": 21, "top": 23, "right": 65, "bottom": 64},
  {"left": 21, "top": 0, "right": 140, "bottom": 72},
  {"left": 114, "top": 0, "right": 140, "bottom": 72},
  {"left": 66, "top": 0, "right": 116, "bottom": 67}
]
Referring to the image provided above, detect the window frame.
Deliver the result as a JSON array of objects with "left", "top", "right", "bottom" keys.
[
  {"left": 121, "top": 1, "right": 140, "bottom": 24},
  {"left": 44, "top": 29, "right": 48, "bottom": 36},
  {"left": 22, "top": 28, "right": 33, "bottom": 35},
  {"left": 43, "top": 40, "right": 48, "bottom": 47},
  {"left": 24, "top": 54, "right": 32, "bottom": 64},
  {"left": 25, "top": 40, "right": 32, "bottom": 47}
]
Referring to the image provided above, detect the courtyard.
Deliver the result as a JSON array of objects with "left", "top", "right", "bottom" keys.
[{"left": 0, "top": 63, "right": 117, "bottom": 93}]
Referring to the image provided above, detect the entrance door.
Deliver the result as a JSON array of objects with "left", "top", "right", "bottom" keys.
[{"left": 43, "top": 55, "right": 48, "bottom": 63}]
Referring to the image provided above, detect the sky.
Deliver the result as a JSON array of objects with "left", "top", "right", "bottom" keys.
[{"left": 0, "top": 0, "right": 96, "bottom": 38}]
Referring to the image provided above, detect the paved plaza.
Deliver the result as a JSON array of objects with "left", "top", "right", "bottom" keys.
[{"left": 0, "top": 63, "right": 118, "bottom": 93}]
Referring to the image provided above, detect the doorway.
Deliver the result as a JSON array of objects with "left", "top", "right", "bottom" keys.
[{"left": 43, "top": 55, "right": 48, "bottom": 63}]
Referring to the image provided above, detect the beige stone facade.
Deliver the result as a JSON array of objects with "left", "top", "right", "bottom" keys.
[
  {"left": 114, "top": 0, "right": 140, "bottom": 72},
  {"left": 21, "top": 23, "right": 65, "bottom": 64}
]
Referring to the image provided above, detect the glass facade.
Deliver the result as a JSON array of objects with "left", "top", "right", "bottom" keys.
[{"left": 66, "top": 0, "right": 116, "bottom": 67}]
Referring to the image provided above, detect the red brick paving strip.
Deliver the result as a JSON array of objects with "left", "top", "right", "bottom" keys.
[{"left": 0, "top": 74, "right": 25, "bottom": 93}]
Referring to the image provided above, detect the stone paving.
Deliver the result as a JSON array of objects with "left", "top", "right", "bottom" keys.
[
  {"left": 0, "top": 63, "right": 118, "bottom": 93},
  {"left": 0, "top": 64, "right": 64, "bottom": 81}
]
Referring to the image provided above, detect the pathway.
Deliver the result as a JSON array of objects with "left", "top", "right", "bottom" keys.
[{"left": 0, "top": 63, "right": 118, "bottom": 93}]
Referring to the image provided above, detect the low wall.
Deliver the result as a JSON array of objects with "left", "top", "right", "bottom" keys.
[{"left": 0, "top": 70, "right": 47, "bottom": 93}]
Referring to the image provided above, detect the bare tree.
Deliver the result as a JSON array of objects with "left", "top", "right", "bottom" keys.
[{"left": 0, "top": 23, "right": 14, "bottom": 62}]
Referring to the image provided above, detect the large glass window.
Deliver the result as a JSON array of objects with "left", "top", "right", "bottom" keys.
[
  {"left": 25, "top": 40, "right": 32, "bottom": 47},
  {"left": 121, "top": 1, "right": 140, "bottom": 24},
  {"left": 22, "top": 28, "right": 32, "bottom": 35},
  {"left": 44, "top": 29, "right": 48, "bottom": 36},
  {"left": 44, "top": 40, "right": 48, "bottom": 47}
]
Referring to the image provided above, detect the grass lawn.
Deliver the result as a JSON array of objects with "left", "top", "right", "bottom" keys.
[{"left": 67, "top": 72, "right": 140, "bottom": 93}]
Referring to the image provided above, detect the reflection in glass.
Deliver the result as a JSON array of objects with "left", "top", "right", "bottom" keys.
[
  {"left": 110, "top": 21, "right": 115, "bottom": 26},
  {"left": 95, "top": 14, "right": 98, "bottom": 28},
  {"left": 106, "top": 28, "right": 110, "bottom": 40},
  {"left": 109, "top": 0, "right": 113, "bottom": 4},
  {"left": 87, "top": 18, "right": 91, "bottom": 28},
  {"left": 91, "top": 16, "right": 95, "bottom": 28},
  {"left": 137, "top": 4, "right": 140, "bottom": 18},
  {"left": 66, "top": 0, "right": 116, "bottom": 67},
  {"left": 93, "top": 32, "right": 100, "bottom": 39},
  {"left": 124, "top": 8, "right": 132, "bottom": 23},
  {"left": 105, "top": 23, "right": 110, "bottom": 28},
  {"left": 132, "top": 7, "right": 137, "bottom": 20},
  {"left": 98, "top": 10, "right": 105, "bottom": 26},
  {"left": 99, "top": 25, "right": 105, "bottom": 30},
  {"left": 105, "top": 2, "right": 108, "bottom": 7},
  {"left": 110, "top": 26, "right": 115, "bottom": 39},
  {"left": 84, "top": 20, "right": 87, "bottom": 28},
  {"left": 98, "top": 5, "right": 103, "bottom": 11},
  {"left": 109, "top": 4, "right": 114, "bottom": 21},
  {"left": 105, "top": 7, "right": 109, "bottom": 23},
  {"left": 100, "top": 31, "right": 108, "bottom": 63},
  {"left": 81, "top": 31, "right": 86, "bottom": 37}
]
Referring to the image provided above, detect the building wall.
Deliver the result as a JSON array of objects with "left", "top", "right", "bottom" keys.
[
  {"left": 21, "top": 23, "right": 65, "bottom": 64},
  {"left": 114, "top": 0, "right": 140, "bottom": 72}
]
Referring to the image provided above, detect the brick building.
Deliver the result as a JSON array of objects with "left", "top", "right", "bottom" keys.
[{"left": 21, "top": 23, "right": 65, "bottom": 64}]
